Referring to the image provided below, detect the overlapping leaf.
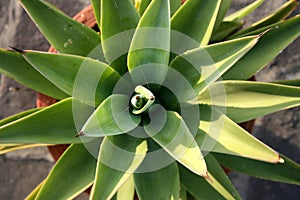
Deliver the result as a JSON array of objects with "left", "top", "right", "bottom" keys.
[
  {"left": 91, "top": 135, "right": 147, "bottom": 200},
  {"left": 21, "top": 51, "right": 120, "bottom": 106},
  {"left": 198, "top": 81, "right": 300, "bottom": 122},
  {"left": 35, "top": 143, "right": 98, "bottom": 199},
  {"left": 19, "top": 0, "right": 104, "bottom": 60}
]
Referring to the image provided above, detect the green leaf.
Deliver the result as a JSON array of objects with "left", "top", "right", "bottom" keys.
[
  {"left": 91, "top": 135, "right": 147, "bottom": 200},
  {"left": 0, "top": 108, "right": 41, "bottom": 127},
  {"left": 19, "top": 0, "right": 104, "bottom": 60},
  {"left": 36, "top": 142, "right": 98, "bottom": 200},
  {"left": 213, "top": 0, "right": 233, "bottom": 31},
  {"left": 198, "top": 81, "right": 300, "bottom": 123},
  {"left": 116, "top": 176, "right": 135, "bottom": 200},
  {"left": 224, "top": 0, "right": 265, "bottom": 22},
  {"left": 25, "top": 180, "right": 44, "bottom": 200},
  {"left": 230, "top": 0, "right": 298, "bottom": 38},
  {"left": 101, "top": 0, "right": 140, "bottom": 75},
  {"left": 214, "top": 153, "right": 300, "bottom": 185},
  {"left": 0, "top": 49, "right": 68, "bottom": 99},
  {"left": 134, "top": 162, "right": 180, "bottom": 200},
  {"left": 81, "top": 94, "right": 141, "bottom": 137},
  {"left": 22, "top": 51, "right": 120, "bottom": 106},
  {"left": 211, "top": 21, "right": 244, "bottom": 42},
  {"left": 171, "top": 0, "right": 221, "bottom": 46},
  {"left": 128, "top": 0, "right": 170, "bottom": 84},
  {"left": 196, "top": 106, "right": 281, "bottom": 163},
  {"left": 179, "top": 154, "right": 241, "bottom": 200},
  {"left": 137, "top": 0, "right": 180, "bottom": 16},
  {"left": 274, "top": 79, "right": 300, "bottom": 87},
  {"left": 137, "top": 0, "right": 152, "bottom": 15},
  {"left": 0, "top": 144, "right": 50, "bottom": 155},
  {"left": 91, "top": 0, "right": 101, "bottom": 26},
  {"left": 223, "top": 15, "right": 300, "bottom": 80},
  {"left": 144, "top": 110, "right": 207, "bottom": 177},
  {"left": 170, "top": 35, "right": 259, "bottom": 94},
  {"left": 0, "top": 98, "right": 93, "bottom": 144}
]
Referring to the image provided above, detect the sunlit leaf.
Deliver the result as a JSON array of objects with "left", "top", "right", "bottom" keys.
[
  {"left": 213, "top": 0, "right": 233, "bottom": 31},
  {"left": 180, "top": 154, "right": 241, "bottom": 200},
  {"left": 25, "top": 180, "right": 44, "bottom": 200},
  {"left": 223, "top": 15, "right": 300, "bottom": 80},
  {"left": 196, "top": 106, "right": 281, "bottom": 163},
  {"left": 145, "top": 110, "right": 207, "bottom": 177},
  {"left": 134, "top": 162, "right": 180, "bottom": 200},
  {"left": 128, "top": 0, "right": 170, "bottom": 85},
  {"left": 214, "top": 153, "right": 300, "bottom": 185},
  {"left": 36, "top": 142, "right": 98, "bottom": 199},
  {"left": 116, "top": 176, "right": 135, "bottom": 200},
  {"left": 211, "top": 21, "right": 244, "bottom": 42},
  {"left": 171, "top": 0, "right": 221, "bottom": 46},
  {"left": 19, "top": 0, "right": 104, "bottom": 60},
  {"left": 101, "top": 0, "right": 139, "bottom": 74},
  {"left": 0, "top": 98, "right": 93, "bottom": 144},
  {"left": 81, "top": 94, "right": 141, "bottom": 137},
  {"left": 22, "top": 51, "right": 120, "bottom": 106},
  {"left": 231, "top": 0, "right": 298, "bottom": 38},
  {"left": 225, "top": 0, "right": 265, "bottom": 22},
  {"left": 0, "top": 144, "right": 50, "bottom": 155},
  {"left": 198, "top": 81, "right": 300, "bottom": 122},
  {"left": 91, "top": 135, "right": 147, "bottom": 200},
  {"left": 0, "top": 49, "right": 68, "bottom": 99},
  {"left": 0, "top": 108, "right": 41, "bottom": 127}
]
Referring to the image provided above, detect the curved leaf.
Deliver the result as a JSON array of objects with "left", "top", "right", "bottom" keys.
[
  {"left": 137, "top": 0, "right": 181, "bottom": 16},
  {"left": 0, "top": 107, "right": 41, "bottom": 127},
  {"left": 198, "top": 81, "right": 300, "bottom": 123},
  {"left": 22, "top": 51, "right": 120, "bottom": 106},
  {"left": 223, "top": 15, "right": 300, "bottom": 80},
  {"left": 213, "top": 0, "right": 233, "bottom": 31},
  {"left": 196, "top": 106, "right": 281, "bottom": 163},
  {"left": 81, "top": 94, "right": 141, "bottom": 137},
  {"left": 128, "top": 0, "right": 170, "bottom": 84},
  {"left": 0, "top": 98, "right": 93, "bottom": 144},
  {"left": 224, "top": 0, "right": 265, "bottom": 22},
  {"left": 230, "top": 0, "right": 298, "bottom": 38},
  {"left": 36, "top": 142, "right": 98, "bottom": 200},
  {"left": 145, "top": 111, "right": 207, "bottom": 177},
  {"left": 214, "top": 153, "right": 300, "bottom": 185},
  {"left": 0, "top": 144, "right": 50, "bottom": 155},
  {"left": 179, "top": 154, "right": 241, "bottom": 200},
  {"left": 134, "top": 162, "right": 180, "bottom": 200},
  {"left": 116, "top": 176, "right": 135, "bottom": 200},
  {"left": 170, "top": 35, "right": 259, "bottom": 93},
  {"left": 101, "top": 0, "right": 140, "bottom": 74},
  {"left": 91, "top": 0, "right": 101, "bottom": 26},
  {"left": 211, "top": 21, "right": 244, "bottom": 42},
  {"left": 0, "top": 49, "right": 68, "bottom": 99},
  {"left": 91, "top": 135, "right": 147, "bottom": 200},
  {"left": 171, "top": 0, "right": 221, "bottom": 46},
  {"left": 25, "top": 180, "right": 44, "bottom": 200},
  {"left": 19, "top": 0, "right": 104, "bottom": 60}
]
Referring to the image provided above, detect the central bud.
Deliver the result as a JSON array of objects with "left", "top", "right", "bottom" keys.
[{"left": 131, "top": 85, "right": 155, "bottom": 115}]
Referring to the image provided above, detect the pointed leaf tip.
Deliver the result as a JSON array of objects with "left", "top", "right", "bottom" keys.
[
  {"left": 9, "top": 46, "right": 25, "bottom": 54},
  {"left": 75, "top": 132, "right": 85, "bottom": 137}
]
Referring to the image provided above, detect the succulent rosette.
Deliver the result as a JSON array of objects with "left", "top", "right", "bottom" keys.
[{"left": 1, "top": 0, "right": 300, "bottom": 199}]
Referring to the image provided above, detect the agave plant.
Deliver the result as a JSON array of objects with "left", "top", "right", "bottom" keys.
[{"left": 1, "top": 0, "right": 300, "bottom": 199}]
